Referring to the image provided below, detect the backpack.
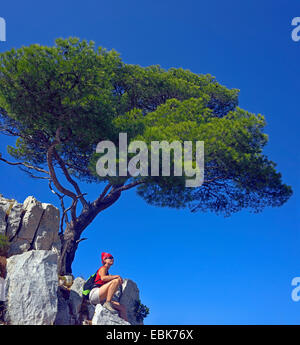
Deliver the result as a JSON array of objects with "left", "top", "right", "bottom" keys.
[
  {"left": 82, "top": 267, "right": 109, "bottom": 299},
  {"left": 82, "top": 271, "right": 99, "bottom": 299}
]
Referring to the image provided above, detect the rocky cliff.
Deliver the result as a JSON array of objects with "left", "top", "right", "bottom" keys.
[
  {"left": 0, "top": 195, "right": 61, "bottom": 257},
  {"left": 0, "top": 195, "right": 146, "bottom": 325}
]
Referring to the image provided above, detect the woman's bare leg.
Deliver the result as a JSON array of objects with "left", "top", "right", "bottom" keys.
[
  {"left": 98, "top": 281, "right": 112, "bottom": 302},
  {"left": 99, "top": 278, "right": 121, "bottom": 303},
  {"left": 106, "top": 278, "right": 121, "bottom": 302}
]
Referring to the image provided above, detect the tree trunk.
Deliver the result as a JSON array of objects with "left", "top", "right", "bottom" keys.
[
  {"left": 58, "top": 222, "right": 80, "bottom": 275},
  {"left": 57, "top": 190, "right": 123, "bottom": 275}
]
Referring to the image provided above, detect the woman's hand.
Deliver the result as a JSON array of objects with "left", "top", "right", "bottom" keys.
[{"left": 114, "top": 275, "right": 123, "bottom": 284}]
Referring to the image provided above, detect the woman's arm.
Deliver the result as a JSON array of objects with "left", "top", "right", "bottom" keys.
[{"left": 99, "top": 267, "right": 121, "bottom": 283}]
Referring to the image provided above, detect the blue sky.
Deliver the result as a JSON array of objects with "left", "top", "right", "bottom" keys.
[{"left": 0, "top": 0, "right": 299, "bottom": 324}]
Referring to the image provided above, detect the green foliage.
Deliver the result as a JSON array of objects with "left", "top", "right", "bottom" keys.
[
  {"left": 0, "top": 37, "right": 293, "bottom": 216},
  {"left": 0, "top": 234, "right": 10, "bottom": 257},
  {"left": 134, "top": 299, "right": 150, "bottom": 322},
  {"left": 0, "top": 37, "right": 122, "bottom": 177},
  {"left": 112, "top": 98, "right": 292, "bottom": 215}
]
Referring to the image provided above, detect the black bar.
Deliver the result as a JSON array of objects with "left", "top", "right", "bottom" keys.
[{"left": 1, "top": 325, "right": 300, "bottom": 343}]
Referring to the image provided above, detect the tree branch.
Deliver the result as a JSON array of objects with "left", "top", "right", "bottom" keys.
[
  {"left": 19, "top": 167, "right": 51, "bottom": 180},
  {"left": 0, "top": 155, "right": 50, "bottom": 175},
  {"left": 53, "top": 148, "right": 88, "bottom": 209},
  {"left": 203, "top": 176, "right": 226, "bottom": 184},
  {"left": 111, "top": 178, "right": 146, "bottom": 194},
  {"left": 46, "top": 128, "right": 79, "bottom": 218},
  {"left": 48, "top": 181, "right": 68, "bottom": 234},
  {"left": 0, "top": 128, "right": 21, "bottom": 137},
  {"left": 98, "top": 183, "right": 112, "bottom": 201}
]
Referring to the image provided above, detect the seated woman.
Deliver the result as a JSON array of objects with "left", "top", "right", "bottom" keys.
[{"left": 89, "top": 252, "right": 128, "bottom": 322}]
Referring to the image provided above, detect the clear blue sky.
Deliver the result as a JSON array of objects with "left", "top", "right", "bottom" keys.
[{"left": 0, "top": 0, "right": 299, "bottom": 324}]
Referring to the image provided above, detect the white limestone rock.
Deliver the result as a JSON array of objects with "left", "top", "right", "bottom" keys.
[
  {"left": 92, "top": 304, "right": 131, "bottom": 325},
  {"left": 69, "top": 277, "right": 85, "bottom": 321},
  {"left": 17, "top": 196, "right": 43, "bottom": 243},
  {"left": 6, "top": 200, "right": 24, "bottom": 240},
  {"left": 118, "top": 279, "right": 143, "bottom": 325},
  {"left": 0, "top": 197, "right": 13, "bottom": 235},
  {"left": 5, "top": 250, "right": 58, "bottom": 325},
  {"left": 33, "top": 202, "right": 60, "bottom": 250}
]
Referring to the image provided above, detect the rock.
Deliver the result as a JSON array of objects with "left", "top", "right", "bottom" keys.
[
  {"left": 0, "top": 197, "right": 13, "bottom": 235},
  {"left": 0, "top": 277, "right": 5, "bottom": 301},
  {"left": 54, "top": 287, "right": 72, "bottom": 325},
  {"left": 90, "top": 279, "right": 144, "bottom": 325},
  {"left": 51, "top": 239, "right": 62, "bottom": 261},
  {"left": 8, "top": 238, "right": 30, "bottom": 256},
  {"left": 87, "top": 303, "right": 96, "bottom": 320},
  {"left": 92, "top": 304, "right": 131, "bottom": 325},
  {"left": 0, "top": 195, "right": 147, "bottom": 325},
  {"left": 69, "top": 277, "right": 85, "bottom": 321},
  {"left": 17, "top": 196, "right": 43, "bottom": 243},
  {"left": 0, "top": 195, "right": 61, "bottom": 257},
  {"left": 33, "top": 203, "right": 60, "bottom": 251},
  {"left": 5, "top": 250, "right": 58, "bottom": 325},
  {"left": 6, "top": 201, "right": 24, "bottom": 240},
  {"left": 119, "top": 279, "right": 143, "bottom": 325}
]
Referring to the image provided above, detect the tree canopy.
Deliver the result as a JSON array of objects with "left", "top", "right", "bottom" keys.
[
  {"left": 0, "top": 37, "right": 292, "bottom": 273},
  {"left": 0, "top": 37, "right": 291, "bottom": 215}
]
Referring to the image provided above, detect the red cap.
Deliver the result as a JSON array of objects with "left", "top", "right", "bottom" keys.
[{"left": 101, "top": 252, "right": 113, "bottom": 264}]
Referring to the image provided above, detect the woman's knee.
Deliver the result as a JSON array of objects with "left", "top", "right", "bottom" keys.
[
  {"left": 107, "top": 278, "right": 119, "bottom": 287},
  {"left": 113, "top": 278, "right": 120, "bottom": 285},
  {"left": 112, "top": 277, "right": 122, "bottom": 286}
]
